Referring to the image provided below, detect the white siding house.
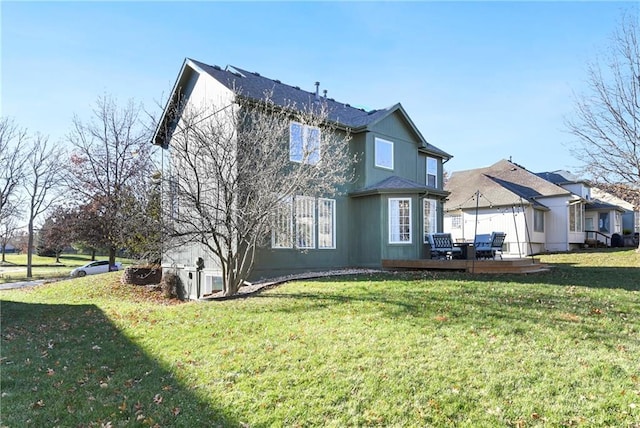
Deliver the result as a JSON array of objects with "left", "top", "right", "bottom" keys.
[{"left": 444, "top": 160, "right": 585, "bottom": 256}]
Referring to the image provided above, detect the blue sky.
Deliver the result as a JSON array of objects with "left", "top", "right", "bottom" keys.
[{"left": 1, "top": 1, "right": 631, "bottom": 174}]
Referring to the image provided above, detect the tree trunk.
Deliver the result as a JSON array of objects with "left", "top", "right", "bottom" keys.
[
  {"left": 1, "top": 245, "right": 5, "bottom": 263},
  {"left": 108, "top": 247, "right": 116, "bottom": 270},
  {"left": 91, "top": 249, "right": 96, "bottom": 261},
  {"left": 27, "top": 218, "right": 34, "bottom": 278}
]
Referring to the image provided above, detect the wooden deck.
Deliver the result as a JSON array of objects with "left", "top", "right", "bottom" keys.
[{"left": 381, "top": 257, "right": 550, "bottom": 274}]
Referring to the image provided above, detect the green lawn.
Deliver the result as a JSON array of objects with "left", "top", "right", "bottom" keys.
[
  {"left": 0, "top": 254, "right": 132, "bottom": 283},
  {"left": 1, "top": 249, "right": 639, "bottom": 427}
]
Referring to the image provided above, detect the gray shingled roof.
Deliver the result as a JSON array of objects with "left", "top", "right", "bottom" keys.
[
  {"left": 185, "top": 59, "right": 451, "bottom": 159},
  {"left": 190, "top": 59, "right": 392, "bottom": 129},
  {"left": 350, "top": 176, "right": 449, "bottom": 198},
  {"left": 445, "top": 159, "right": 571, "bottom": 210},
  {"left": 586, "top": 200, "right": 626, "bottom": 211},
  {"left": 535, "top": 170, "right": 590, "bottom": 185}
]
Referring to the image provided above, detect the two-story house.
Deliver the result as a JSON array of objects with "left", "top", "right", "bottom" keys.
[{"left": 153, "top": 58, "right": 452, "bottom": 298}]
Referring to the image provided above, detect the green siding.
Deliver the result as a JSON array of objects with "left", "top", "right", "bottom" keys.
[
  {"left": 349, "top": 195, "right": 383, "bottom": 266},
  {"left": 250, "top": 195, "right": 352, "bottom": 281},
  {"left": 361, "top": 111, "right": 426, "bottom": 189}
]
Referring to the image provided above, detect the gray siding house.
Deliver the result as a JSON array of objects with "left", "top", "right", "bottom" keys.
[{"left": 153, "top": 58, "right": 452, "bottom": 297}]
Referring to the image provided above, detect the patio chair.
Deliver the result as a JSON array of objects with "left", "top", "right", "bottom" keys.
[
  {"left": 474, "top": 232, "right": 506, "bottom": 259},
  {"left": 427, "top": 233, "right": 462, "bottom": 259}
]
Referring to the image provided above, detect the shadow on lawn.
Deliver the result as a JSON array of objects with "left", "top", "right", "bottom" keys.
[{"left": 0, "top": 300, "right": 239, "bottom": 427}]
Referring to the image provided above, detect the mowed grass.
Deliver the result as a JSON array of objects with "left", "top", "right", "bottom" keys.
[
  {"left": 1, "top": 249, "right": 639, "bottom": 427},
  {"left": 0, "top": 254, "right": 132, "bottom": 283}
]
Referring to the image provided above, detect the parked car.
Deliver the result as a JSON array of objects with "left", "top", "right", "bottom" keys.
[{"left": 70, "top": 260, "right": 122, "bottom": 278}]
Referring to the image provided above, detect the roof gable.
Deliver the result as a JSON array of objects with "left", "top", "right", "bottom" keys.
[
  {"left": 445, "top": 159, "right": 571, "bottom": 210},
  {"left": 154, "top": 58, "right": 451, "bottom": 159}
]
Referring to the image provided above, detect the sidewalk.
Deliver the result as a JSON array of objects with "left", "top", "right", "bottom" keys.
[
  {"left": 0, "top": 277, "right": 66, "bottom": 290},
  {"left": 0, "top": 279, "right": 49, "bottom": 290}
]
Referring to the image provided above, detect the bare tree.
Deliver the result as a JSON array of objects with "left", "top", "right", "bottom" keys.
[
  {"left": 65, "top": 95, "right": 156, "bottom": 267},
  {"left": 566, "top": 9, "right": 640, "bottom": 248},
  {"left": 24, "top": 134, "right": 65, "bottom": 277},
  {"left": 0, "top": 216, "right": 19, "bottom": 263},
  {"left": 163, "top": 94, "right": 354, "bottom": 296},
  {"left": 0, "top": 117, "right": 28, "bottom": 230}
]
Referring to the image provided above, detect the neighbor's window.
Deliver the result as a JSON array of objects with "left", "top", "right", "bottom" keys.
[
  {"left": 423, "top": 199, "right": 438, "bottom": 242},
  {"left": 375, "top": 137, "right": 394, "bottom": 170},
  {"left": 427, "top": 157, "right": 438, "bottom": 187},
  {"left": 569, "top": 203, "right": 583, "bottom": 232},
  {"left": 318, "top": 198, "right": 336, "bottom": 249},
  {"left": 451, "top": 214, "right": 462, "bottom": 230},
  {"left": 272, "top": 197, "right": 293, "bottom": 248},
  {"left": 534, "top": 209, "right": 544, "bottom": 233},
  {"left": 295, "top": 196, "right": 316, "bottom": 249},
  {"left": 389, "top": 198, "right": 411, "bottom": 243},
  {"left": 290, "top": 122, "right": 320, "bottom": 165},
  {"left": 599, "top": 212, "right": 610, "bottom": 233}
]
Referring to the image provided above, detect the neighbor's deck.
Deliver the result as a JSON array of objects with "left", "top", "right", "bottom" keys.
[{"left": 381, "top": 257, "right": 550, "bottom": 274}]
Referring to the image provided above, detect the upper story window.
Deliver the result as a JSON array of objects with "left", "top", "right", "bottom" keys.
[
  {"left": 427, "top": 157, "right": 438, "bottom": 187},
  {"left": 290, "top": 121, "right": 320, "bottom": 165},
  {"left": 375, "top": 137, "right": 394, "bottom": 170}
]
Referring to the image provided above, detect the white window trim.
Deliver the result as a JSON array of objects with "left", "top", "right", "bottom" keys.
[
  {"left": 295, "top": 196, "right": 316, "bottom": 249},
  {"left": 427, "top": 156, "right": 438, "bottom": 188},
  {"left": 318, "top": 198, "right": 336, "bottom": 249},
  {"left": 389, "top": 198, "right": 412, "bottom": 244},
  {"left": 272, "top": 197, "right": 293, "bottom": 248},
  {"left": 534, "top": 209, "right": 544, "bottom": 233},
  {"left": 423, "top": 199, "right": 438, "bottom": 243},
  {"left": 290, "top": 121, "right": 321, "bottom": 165},
  {"left": 375, "top": 137, "right": 394, "bottom": 170}
]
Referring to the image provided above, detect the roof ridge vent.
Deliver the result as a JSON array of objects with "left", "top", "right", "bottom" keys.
[
  {"left": 213, "top": 65, "right": 221, "bottom": 71},
  {"left": 252, "top": 71, "right": 260, "bottom": 76},
  {"left": 274, "top": 79, "right": 281, "bottom": 83}
]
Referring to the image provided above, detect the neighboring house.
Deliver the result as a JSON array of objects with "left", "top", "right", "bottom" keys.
[
  {"left": 1, "top": 243, "right": 18, "bottom": 254},
  {"left": 590, "top": 187, "right": 637, "bottom": 237},
  {"left": 537, "top": 171, "right": 634, "bottom": 246},
  {"left": 153, "top": 58, "right": 452, "bottom": 296},
  {"left": 444, "top": 159, "right": 585, "bottom": 256}
]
